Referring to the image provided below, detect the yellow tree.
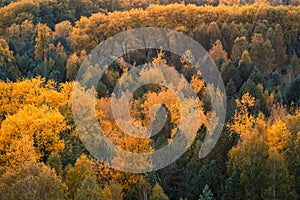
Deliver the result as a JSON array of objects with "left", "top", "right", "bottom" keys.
[
  {"left": 54, "top": 20, "right": 73, "bottom": 38},
  {"left": 101, "top": 185, "right": 113, "bottom": 199},
  {"left": 239, "top": 50, "right": 251, "bottom": 65},
  {"left": 267, "top": 120, "right": 290, "bottom": 152},
  {"left": 227, "top": 126, "right": 269, "bottom": 199},
  {"left": 228, "top": 94, "right": 297, "bottom": 199},
  {"left": 191, "top": 75, "right": 205, "bottom": 94},
  {"left": 96, "top": 99, "right": 153, "bottom": 192},
  {"left": 0, "top": 77, "right": 64, "bottom": 121},
  {"left": 4, "top": 134, "right": 39, "bottom": 170},
  {"left": 0, "top": 105, "right": 66, "bottom": 164},
  {"left": 230, "top": 93, "right": 256, "bottom": 136}
]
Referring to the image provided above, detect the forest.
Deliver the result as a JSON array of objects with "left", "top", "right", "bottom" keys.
[{"left": 0, "top": 0, "right": 300, "bottom": 199}]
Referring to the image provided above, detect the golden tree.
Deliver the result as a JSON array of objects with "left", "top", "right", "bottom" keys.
[
  {"left": 267, "top": 121, "right": 289, "bottom": 152},
  {"left": 0, "top": 105, "right": 66, "bottom": 164}
]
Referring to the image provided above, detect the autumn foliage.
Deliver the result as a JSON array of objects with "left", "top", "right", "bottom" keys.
[{"left": 0, "top": 1, "right": 299, "bottom": 200}]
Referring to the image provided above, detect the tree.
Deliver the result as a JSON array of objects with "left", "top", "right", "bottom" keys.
[
  {"left": 69, "top": 0, "right": 99, "bottom": 20},
  {"left": 137, "top": 176, "right": 152, "bottom": 200},
  {"left": 65, "top": 154, "right": 96, "bottom": 199},
  {"left": 191, "top": 75, "right": 205, "bottom": 94},
  {"left": 46, "top": 42, "right": 68, "bottom": 82},
  {"left": 227, "top": 128, "right": 269, "bottom": 199},
  {"left": 7, "top": 20, "right": 35, "bottom": 44},
  {"left": 293, "top": 132, "right": 300, "bottom": 195},
  {"left": 0, "top": 162, "right": 66, "bottom": 200},
  {"left": 221, "top": 62, "right": 241, "bottom": 88},
  {"left": 249, "top": 34, "right": 275, "bottom": 72},
  {"left": 99, "top": 0, "right": 123, "bottom": 12},
  {"left": 35, "top": 23, "right": 53, "bottom": 62},
  {"left": 0, "top": 105, "right": 66, "bottom": 164},
  {"left": 290, "top": 54, "right": 300, "bottom": 79},
  {"left": 0, "top": 38, "right": 13, "bottom": 65},
  {"left": 66, "top": 53, "right": 80, "bottom": 81},
  {"left": 230, "top": 93, "right": 256, "bottom": 136},
  {"left": 0, "top": 0, "right": 39, "bottom": 34},
  {"left": 3, "top": 134, "right": 39, "bottom": 170},
  {"left": 226, "top": 79, "right": 237, "bottom": 97},
  {"left": 74, "top": 176, "right": 102, "bottom": 200},
  {"left": 55, "top": 20, "right": 73, "bottom": 38},
  {"left": 209, "top": 40, "right": 228, "bottom": 62},
  {"left": 193, "top": 23, "right": 209, "bottom": 50},
  {"left": 248, "top": 66, "right": 264, "bottom": 85},
  {"left": 264, "top": 147, "right": 296, "bottom": 199},
  {"left": 221, "top": 22, "right": 240, "bottom": 57},
  {"left": 0, "top": 0, "right": 17, "bottom": 7},
  {"left": 150, "top": 184, "right": 169, "bottom": 200},
  {"left": 102, "top": 185, "right": 112, "bottom": 199},
  {"left": 269, "top": 0, "right": 282, "bottom": 5},
  {"left": 47, "top": 153, "right": 63, "bottom": 176},
  {"left": 239, "top": 79, "right": 262, "bottom": 104},
  {"left": 228, "top": 94, "right": 297, "bottom": 199},
  {"left": 222, "top": 172, "right": 242, "bottom": 200},
  {"left": 38, "top": 0, "right": 75, "bottom": 28},
  {"left": 238, "top": 51, "right": 253, "bottom": 81},
  {"left": 240, "top": 22, "right": 254, "bottom": 41},
  {"left": 267, "top": 121, "right": 289, "bottom": 152},
  {"left": 231, "top": 36, "right": 249, "bottom": 60},
  {"left": 286, "top": 75, "right": 300, "bottom": 105},
  {"left": 199, "top": 184, "right": 215, "bottom": 200},
  {"left": 268, "top": 24, "right": 287, "bottom": 72},
  {"left": 0, "top": 38, "right": 17, "bottom": 80},
  {"left": 254, "top": 21, "right": 268, "bottom": 39},
  {"left": 290, "top": 0, "right": 300, "bottom": 5},
  {"left": 70, "top": 13, "right": 108, "bottom": 52},
  {"left": 0, "top": 77, "right": 65, "bottom": 120},
  {"left": 219, "top": 0, "right": 240, "bottom": 5},
  {"left": 66, "top": 51, "right": 86, "bottom": 81},
  {"left": 109, "top": 182, "right": 124, "bottom": 200},
  {"left": 239, "top": 50, "right": 251, "bottom": 65},
  {"left": 207, "top": 22, "right": 222, "bottom": 49},
  {"left": 20, "top": 20, "right": 35, "bottom": 42}
]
